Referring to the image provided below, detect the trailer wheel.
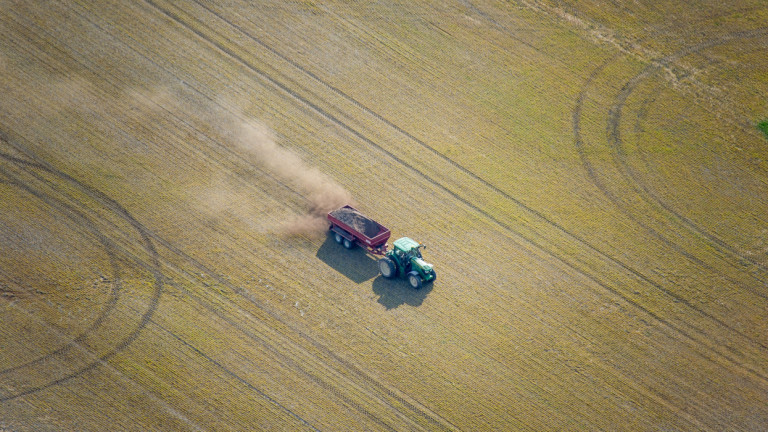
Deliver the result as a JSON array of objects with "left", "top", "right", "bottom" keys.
[
  {"left": 408, "top": 271, "right": 423, "bottom": 289},
  {"left": 343, "top": 238, "right": 354, "bottom": 249},
  {"left": 378, "top": 258, "right": 396, "bottom": 278},
  {"left": 334, "top": 233, "right": 343, "bottom": 244}
]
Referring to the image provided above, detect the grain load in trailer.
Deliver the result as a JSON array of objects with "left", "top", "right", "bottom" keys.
[{"left": 327, "top": 205, "right": 390, "bottom": 253}]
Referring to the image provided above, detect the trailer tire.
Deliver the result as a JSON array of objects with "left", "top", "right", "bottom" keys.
[
  {"left": 408, "top": 271, "right": 423, "bottom": 289},
  {"left": 379, "top": 258, "right": 396, "bottom": 278},
  {"left": 334, "top": 233, "right": 343, "bottom": 244},
  {"left": 343, "top": 238, "right": 354, "bottom": 249}
]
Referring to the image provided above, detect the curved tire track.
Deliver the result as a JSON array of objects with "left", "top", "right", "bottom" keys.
[
  {"left": 0, "top": 139, "right": 164, "bottom": 402},
  {"left": 1, "top": 137, "right": 325, "bottom": 429},
  {"left": 573, "top": 27, "right": 768, "bottom": 344},
  {"left": 606, "top": 28, "right": 768, "bottom": 279},
  {"left": 0, "top": 154, "right": 123, "bottom": 377}
]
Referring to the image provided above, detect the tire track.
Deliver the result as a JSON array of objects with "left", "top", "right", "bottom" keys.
[
  {"left": 563, "top": 7, "right": 768, "bottom": 281},
  {"left": 0, "top": 145, "right": 333, "bottom": 430},
  {"left": 521, "top": 0, "right": 768, "bottom": 289},
  {"left": 576, "top": 53, "right": 768, "bottom": 299},
  {"left": 580, "top": 75, "right": 768, "bottom": 351},
  {"left": 606, "top": 28, "right": 768, "bottom": 278},
  {"left": 142, "top": 0, "right": 768, "bottom": 385},
  {"left": 572, "top": 28, "right": 768, "bottom": 338},
  {"left": 0, "top": 152, "right": 123, "bottom": 377},
  {"left": 0, "top": 141, "right": 164, "bottom": 402}
]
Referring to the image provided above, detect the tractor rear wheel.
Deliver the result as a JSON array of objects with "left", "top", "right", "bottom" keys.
[
  {"left": 407, "top": 271, "right": 423, "bottom": 289},
  {"left": 378, "top": 257, "right": 396, "bottom": 278}
]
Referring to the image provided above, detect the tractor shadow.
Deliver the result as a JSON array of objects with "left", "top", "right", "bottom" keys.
[
  {"left": 316, "top": 232, "right": 379, "bottom": 283},
  {"left": 372, "top": 276, "right": 434, "bottom": 310}
]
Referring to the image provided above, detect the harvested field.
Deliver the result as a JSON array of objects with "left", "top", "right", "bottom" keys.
[{"left": 1, "top": 1, "right": 767, "bottom": 430}]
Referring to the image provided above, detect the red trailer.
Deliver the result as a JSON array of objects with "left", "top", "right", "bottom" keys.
[{"left": 327, "top": 205, "right": 390, "bottom": 255}]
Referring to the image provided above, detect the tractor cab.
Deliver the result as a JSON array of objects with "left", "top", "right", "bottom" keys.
[{"left": 393, "top": 237, "right": 423, "bottom": 259}]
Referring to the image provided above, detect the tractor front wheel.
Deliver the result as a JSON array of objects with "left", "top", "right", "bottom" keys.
[
  {"left": 407, "top": 271, "right": 423, "bottom": 289},
  {"left": 379, "top": 257, "right": 396, "bottom": 278}
]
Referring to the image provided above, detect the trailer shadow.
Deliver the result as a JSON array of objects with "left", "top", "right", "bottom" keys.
[
  {"left": 372, "top": 276, "right": 434, "bottom": 310},
  {"left": 316, "top": 232, "right": 379, "bottom": 283}
]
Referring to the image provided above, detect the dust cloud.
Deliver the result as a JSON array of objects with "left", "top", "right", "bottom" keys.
[
  {"left": 3, "top": 64, "right": 352, "bottom": 238},
  {"left": 100, "top": 82, "right": 355, "bottom": 237},
  {"left": 231, "top": 120, "right": 353, "bottom": 237}
]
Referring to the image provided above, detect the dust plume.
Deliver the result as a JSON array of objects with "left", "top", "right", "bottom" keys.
[
  {"left": 4, "top": 62, "right": 352, "bottom": 237},
  {"left": 233, "top": 120, "right": 353, "bottom": 236}
]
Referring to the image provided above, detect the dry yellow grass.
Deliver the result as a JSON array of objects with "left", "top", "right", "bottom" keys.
[{"left": 1, "top": 1, "right": 767, "bottom": 430}]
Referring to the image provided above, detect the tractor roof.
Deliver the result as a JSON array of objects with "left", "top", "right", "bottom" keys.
[{"left": 393, "top": 237, "right": 420, "bottom": 252}]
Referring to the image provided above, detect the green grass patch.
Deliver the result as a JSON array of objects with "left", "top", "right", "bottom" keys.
[{"left": 759, "top": 119, "right": 768, "bottom": 140}]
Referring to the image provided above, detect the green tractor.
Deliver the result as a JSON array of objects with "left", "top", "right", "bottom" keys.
[{"left": 377, "top": 237, "right": 436, "bottom": 289}]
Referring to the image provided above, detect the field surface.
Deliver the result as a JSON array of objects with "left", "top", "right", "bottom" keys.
[{"left": 1, "top": 1, "right": 767, "bottom": 430}]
